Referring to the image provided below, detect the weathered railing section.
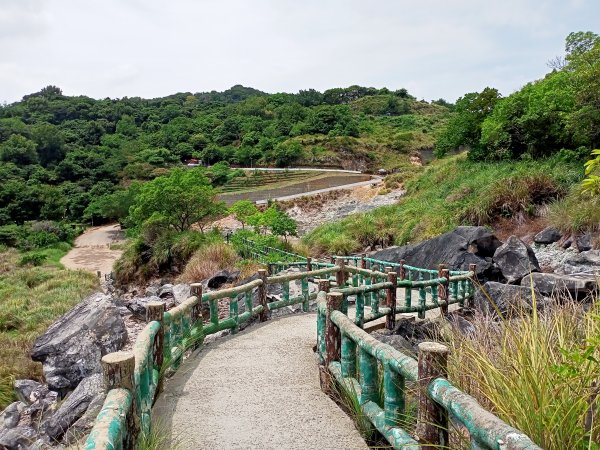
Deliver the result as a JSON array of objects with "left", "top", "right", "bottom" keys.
[{"left": 85, "top": 242, "right": 540, "bottom": 450}]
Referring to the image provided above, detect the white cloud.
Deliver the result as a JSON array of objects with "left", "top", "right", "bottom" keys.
[{"left": 0, "top": 0, "right": 597, "bottom": 103}]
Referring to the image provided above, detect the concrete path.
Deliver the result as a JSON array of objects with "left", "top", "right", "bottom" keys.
[{"left": 153, "top": 313, "right": 368, "bottom": 450}]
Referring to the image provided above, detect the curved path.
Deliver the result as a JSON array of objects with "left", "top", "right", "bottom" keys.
[{"left": 153, "top": 313, "right": 368, "bottom": 450}]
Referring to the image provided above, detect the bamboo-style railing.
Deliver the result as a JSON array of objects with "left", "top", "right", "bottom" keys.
[{"left": 84, "top": 247, "right": 539, "bottom": 450}]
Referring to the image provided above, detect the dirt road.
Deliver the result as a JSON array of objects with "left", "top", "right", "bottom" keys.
[{"left": 60, "top": 224, "right": 125, "bottom": 276}]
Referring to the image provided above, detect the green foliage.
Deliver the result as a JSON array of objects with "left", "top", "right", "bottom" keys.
[
  {"left": 229, "top": 200, "right": 258, "bottom": 228},
  {"left": 582, "top": 149, "right": 600, "bottom": 195},
  {"left": 18, "top": 251, "right": 47, "bottom": 267},
  {"left": 128, "top": 168, "right": 224, "bottom": 232},
  {"left": 261, "top": 205, "right": 297, "bottom": 240}
]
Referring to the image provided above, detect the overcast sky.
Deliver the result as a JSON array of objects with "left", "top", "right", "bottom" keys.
[{"left": 1, "top": 0, "right": 598, "bottom": 104}]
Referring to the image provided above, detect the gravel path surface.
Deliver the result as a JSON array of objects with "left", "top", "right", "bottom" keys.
[{"left": 153, "top": 313, "right": 368, "bottom": 450}]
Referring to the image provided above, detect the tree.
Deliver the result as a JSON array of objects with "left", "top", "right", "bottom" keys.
[
  {"left": 262, "top": 205, "right": 297, "bottom": 241},
  {"left": 229, "top": 200, "right": 258, "bottom": 229},
  {"left": 0, "top": 135, "right": 39, "bottom": 165},
  {"left": 128, "top": 168, "right": 223, "bottom": 232}
]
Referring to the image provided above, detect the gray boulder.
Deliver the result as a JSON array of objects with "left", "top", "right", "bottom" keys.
[
  {"left": 126, "top": 295, "right": 163, "bottom": 319},
  {"left": 64, "top": 392, "right": 106, "bottom": 445},
  {"left": 42, "top": 374, "right": 103, "bottom": 441},
  {"left": 31, "top": 293, "right": 127, "bottom": 391},
  {"left": 372, "top": 226, "right": 502, "bottom": 279},
  {"left": 474, "top": 281, "right": 543, "bottom": 317},
  {"left": 158, "top": 283, "right": 174, "bottom": 299},
  {"left": 172, "top": 283, "right": 191, "bottom": 303},
  {"left": 534, "top": 227, "right": 562, "bottom": 245},
  {"left": 493, "top": 236, "right": 540, "bottom": 283},
  {"left": 575, "top": 233, "right": 593, "bottom": 252},
  {"left": 206, "top": 270, "right": 241, "bottom": 289},
  {"left": 14, "top": 380, "right": 44, "bottom": 405},
  {"left": 559, "top": 250, "right": 600, "bottom": 275},
  {"left": 0, "top": 426, "right": 38, "bottom": 449},
  {"left": 0, "top": 402, "right": 26, "bottom": 429},
  {"left": 521, "top": 272, "right": 597, "bottom": 298}
]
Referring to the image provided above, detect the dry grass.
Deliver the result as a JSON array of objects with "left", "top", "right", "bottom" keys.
[
  {"left": 178, "top": 243, "right": 239, "bottom": 283},
  {"left": 548, "top": 190, "right": 600, "bottom": 235},
  {"left": 447, "top": 299, "right": 600, "bottom": 449}
]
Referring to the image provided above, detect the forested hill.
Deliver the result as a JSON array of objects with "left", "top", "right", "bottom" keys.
[{"left": 0, "top": 84, "right": 451, "bottom": 226}]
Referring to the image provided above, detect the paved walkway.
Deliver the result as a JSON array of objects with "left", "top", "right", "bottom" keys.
[{"left": 153, "top": 313, "right": 368, "bottom": 450}]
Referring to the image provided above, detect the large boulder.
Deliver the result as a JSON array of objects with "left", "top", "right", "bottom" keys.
[
  {"left": 42, "top": 374, "right": 104, "bottom": 441},
  {"left": 206, "top": 270, "right": 240, "bottom": 289},
  {"left": 0, "top": 402, "right": 25, "bottom": 429},
  {"left": 31, "top": 293, "right": 127, "bottom": 391},
  {"left": 558, "top": 250, "right": 600, "bottom": 275},
  {"left": 371, "top": 226, "right": 502, "bottom": 279},
  {"left": 521, "top": 272, "right": 597, "bottom": 298},
  {"left": 493, "top": 236, "right": 540, "bottom": 283},
  {"left": 63, "top": 392, "right": 106, "bottom": 445},
  {"left": 474, "top": 281, "right": 543, "bottom": 317},
  {"left": 126, "top": 295, "right": 164, "bottom": 319},
  {"left": 534, "top": 227, "right": 562, "bottom": 245}
]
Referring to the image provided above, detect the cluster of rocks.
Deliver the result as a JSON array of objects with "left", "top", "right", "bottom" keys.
[{"left": 372, "top": 226, "right": 599, "bottom": 318}]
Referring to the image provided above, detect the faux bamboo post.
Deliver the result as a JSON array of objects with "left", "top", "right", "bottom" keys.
[
  {"left": 417, "top": 342, "right": 449, "bottom": 449},
  {"left": 101, "top": 351, "right": 138, "bottom": 450},
  {"left": 341, "top": 334, "right": 357, "bottom": 378},
  {"left": 258, "top": 269, "right": 269, "bottom": 322},
  {"left": 325, "top": 292, "right": 343, "bottom": 366},
  {"left": 190, "top": 283, "right": 203, "bottom": 324},
  {"left": 359, "top": 347, "right": 378, "bottom": 404},
  {"left": 386, "top": 272, "right": 397, "bottom": 330},
  {"left": 360, "top": 254, "right": 366, "bottom": 269},
  {"left": 468, "top": 263, "right": 477, "bottom": 308},
  {"left": 384, "top": 361, "right": 404, "bottom": 427},
  {"left": 335, "top": 257, "right": 346, "bottom": 287},
  {"left": 317, "top": 279, "right": 330, "bottom": 293},
  {"left": 146, "top": 301, "right": 165, "bottom": 370},
  {"left": 306, "top": 257, "right": 312, "bottom": 271},
  {"left": 441, "top": 268, "right": 450, "bottom": 316}
]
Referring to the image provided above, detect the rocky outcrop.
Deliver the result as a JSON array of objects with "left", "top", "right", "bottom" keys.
[
  {"left": 63, "top": 392, "right": 106, "bottom": 445},
  {"left": 42, "top": 374, "right": 104, "bottom": 441},
  {"left": 474, "top": 281, "right": 543, "bottom": 317},
  {"left": 31, "top": 293, "right": 127, "bottom": 391},
  {"left": 493, "top": 236, "right": 540, "bottom": 283},
  {"left": 206, "top": 270, "right": 240, "bottom": 289},
  {"left": 558, "top": 250, "right": 600, "bottom": 275},
  {"left": 521, "top": 272, "right": 597, "bottom": 298},
  {"left": 126, "top": 295, "right": 163, "bottom": 319},
  {"left": 372, "top": 226, "right": 502, "bottom": 279},
  {"left": 575, "top": 233, "right": 593, "bottom": 252},
  {"left": 534, "top": 227, "right": 562, "bottom": 245}
]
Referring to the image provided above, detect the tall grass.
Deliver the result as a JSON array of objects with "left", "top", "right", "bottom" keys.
[
  {"left": 548, "top": 190, "right": 600, "bottom": 234},
  {"left": 303, "top": 154, "right": 582, "bottom": 255},
  {"left": 178, "top": 243, "right": 239, "bottom": 283},
  {"left": 0, "top": 247, "right": 98, "bottom": 409},
  {"left": 447, "top": 300, "right": 600, "bottom": 449}
]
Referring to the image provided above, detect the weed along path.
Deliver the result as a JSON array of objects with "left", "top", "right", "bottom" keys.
[
  {"left": 153, "top": 313, "right": 369, "bottom": 450},
  {"left": 60, "top": 223, "right": 125, "bottom": 277}
]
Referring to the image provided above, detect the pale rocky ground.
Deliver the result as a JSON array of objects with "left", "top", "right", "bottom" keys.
[{"left": 60, "top": 224, "right": 125, "bottom": 277}]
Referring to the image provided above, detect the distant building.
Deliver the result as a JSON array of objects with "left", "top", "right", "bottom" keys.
[{"left": 185, "top": 158, "right": 203, "bottom": 167}]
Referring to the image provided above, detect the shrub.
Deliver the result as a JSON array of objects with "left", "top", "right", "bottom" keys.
[
  {"left": 179, "top": 243, "right": 239, "bottom": 283},
  {"left": 18, "top": 252, "right": 47, "bottom": 267}
]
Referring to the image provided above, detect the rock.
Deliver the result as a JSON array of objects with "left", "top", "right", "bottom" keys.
[
  {"left": 562, "top": 237, "right": 573, "bottom": 249},
  {"left": 493, "top": 236, "right": 540, "bottom": 283},
  {"left": 126, "top": 295, "right": 163, "bottom": 319},
  {"left": 172, "top": 283, "right": 191, "bottom": 303},
  {"left": 14, "top": 380, "right": 44, "bottom": 405},
  {"left": 534, "top": 227, "right": 562, "bottom": 245},
  {"left": 42, "top": 374, "right": 103, "bottom": 441},
  {"left": 447, "top": 315, "right": 476, "bottom": 336},
  {"left": 521, "top": 272, "right": 597, "bottom": 298},
  {"left": 0, "top": 426, "right": 38, "bottom": 449},
  {"left": 63, "top": 392, "right": 106, "bottom": 445},
  {"left": 371, "top": 333, "right": 414, "bottom": 356},
  {"left": 559, "top": 250, "right": 600, "bottom": 275},
  {"left": 144, "top": 285, "right": 159, "bottom": 297},
  {"left": 21, "top": 389, "right": 58, "bottom": 426},
  {"left": 158, "top": 284, "right": 174, "bottom": 299},
  {"left": 372, "top": 226, "right": 502, "bottom": 280},
  {"left": 575, "top": 233, "right": 593, "bottom": 252},
  {"left": 0, "top": 402, "right": 26, "bottom": 429},
  {"left": 207, "top": 270, "right": 241, "bottom": 289},
  {"left": 474, "top": 281, "right": 542, "bottom": 317},
  {"left": 31, "top": 292, "right": 127, "bottom": 391}
]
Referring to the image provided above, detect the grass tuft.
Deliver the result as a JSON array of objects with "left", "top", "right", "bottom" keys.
[{"left": 178, "top": 243, "right": 239, "bottom": 283}]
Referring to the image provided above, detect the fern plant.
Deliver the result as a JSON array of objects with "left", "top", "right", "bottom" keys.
[{"left": 583, "top": 149, "right": 600, "bottom": 195}]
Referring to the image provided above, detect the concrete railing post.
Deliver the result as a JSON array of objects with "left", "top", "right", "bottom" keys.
[
  {"left": 335, "top": 257, "right": 346, "bottom": 288},
  {"left": 468, "top": 263, "right": 477, "bottom": 308},
  {"left": 101, "top": 351, "right": 138, "bottom": 449},
  {"left": 258, "top": 269, "right": 270, "bottom": 322},
  {"left": 385, "top": 271, "right": 397, "bottom": 330},
  {"left": 417, "top": 342, "right": 449, "bottom": 449},
  {"left": 306, "top": 257, "right": 312, "bottom": 272}
]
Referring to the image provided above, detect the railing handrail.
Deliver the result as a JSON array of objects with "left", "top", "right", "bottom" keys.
[{"left": 85, "top": 250, "right": 538, "bottom": 450}]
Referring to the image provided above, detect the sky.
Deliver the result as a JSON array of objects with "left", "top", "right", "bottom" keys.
[{"left": 1, "top": 0, "right": 598, "bottom": 104}]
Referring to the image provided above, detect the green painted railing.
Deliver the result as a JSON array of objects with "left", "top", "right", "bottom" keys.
[
  {"left": 316, "top": 289, "right": 541, "bottom": 450},
  {"left": 85, "top": 251, "right": 538, "bottom": 450}
]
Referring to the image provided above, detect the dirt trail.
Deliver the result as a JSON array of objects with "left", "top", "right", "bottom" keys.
[{"left": 60, "top": 224, "right": 125, "bottom": 276}]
